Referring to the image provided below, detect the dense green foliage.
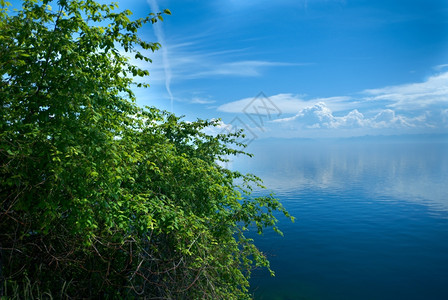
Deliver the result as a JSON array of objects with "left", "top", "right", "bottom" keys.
[{"left": 0, "top": 0, "right": 293, "bottom": 298}]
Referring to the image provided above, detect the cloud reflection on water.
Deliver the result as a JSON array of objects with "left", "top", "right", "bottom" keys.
[{"left": 234, "top": 137, "right": 448, "bottom": 213}]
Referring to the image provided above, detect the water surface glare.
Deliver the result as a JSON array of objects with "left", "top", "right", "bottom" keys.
[{"left": 235, "top": 138, "right": 448, "bottom": 300}]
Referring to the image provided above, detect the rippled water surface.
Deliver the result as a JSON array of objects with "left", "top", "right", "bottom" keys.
[{"left": 233, "top": 137, "right": 448, "bottom": 300}]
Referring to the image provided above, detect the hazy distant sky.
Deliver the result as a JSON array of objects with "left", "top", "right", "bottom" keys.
[{"left": 9, "top": 0, "right": 448, "bottom": 137}]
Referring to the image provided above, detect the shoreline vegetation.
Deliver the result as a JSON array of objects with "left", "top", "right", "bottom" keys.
[{"left": 0, "top": 0, "right": 293, "bottom": 298}]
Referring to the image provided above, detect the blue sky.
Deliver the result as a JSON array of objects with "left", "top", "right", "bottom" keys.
[{"left": 10, "top": 0, "right": 448, "bottom": 138}]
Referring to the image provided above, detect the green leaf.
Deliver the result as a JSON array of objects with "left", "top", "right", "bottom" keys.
[{"left": 0, "top": 1, "right": 292, "bottom": 298}]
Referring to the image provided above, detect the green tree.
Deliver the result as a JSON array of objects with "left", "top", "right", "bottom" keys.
[{"left": 0, "top": 0, "right": 293, "bottom": 298}]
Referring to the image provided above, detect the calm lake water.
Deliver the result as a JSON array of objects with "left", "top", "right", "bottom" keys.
[{"left": 233, "top": 137, "right": 448, "bottom": 300}]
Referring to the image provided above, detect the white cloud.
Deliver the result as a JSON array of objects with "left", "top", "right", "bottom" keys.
[
  {"left": 282, "top": 102, "right": 335, "bottom": 128},
  {"left": 218, "top": 94, "right": 353, "bottom": 115},
  {"left": 191, "top": 97, "right": 216, "bottom": 104},
  {"left": 216, "top": 70, "right": 448, "bottom": 135},
  {"left": 434, "top": 64, "right": 448, "bottom": 71},
  {"left": 274, "top": 102, "right": 433, "bottom": 130},
  {"left": 190, "top": 61, "right": 305, "bottom": 78},
  {"left": 363, "top": 71, "right": 448, "bottom": 110},
  {"left": 147, "top": 0, "right": 173, "bottom": 111},
  {"left": 442, "top": 109, "right": 448, "bottom": 124},
  {"left": 274, "top": 102, "right": 367, "bottom": 129},
  {"left": 218, "top": 93, "right": 302, "bottom": 114},
  {"left": 135, "top": 36, "right": 307, "bottom": 84},
  {"left": 420, "top": 110, "right": 448, "bottom": 128},
  {"left": 370, "top": 109, "right": 414, "bottom": 128},
  {"left": 340, "top": 109, "right": 366, "bottom": 128}
]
